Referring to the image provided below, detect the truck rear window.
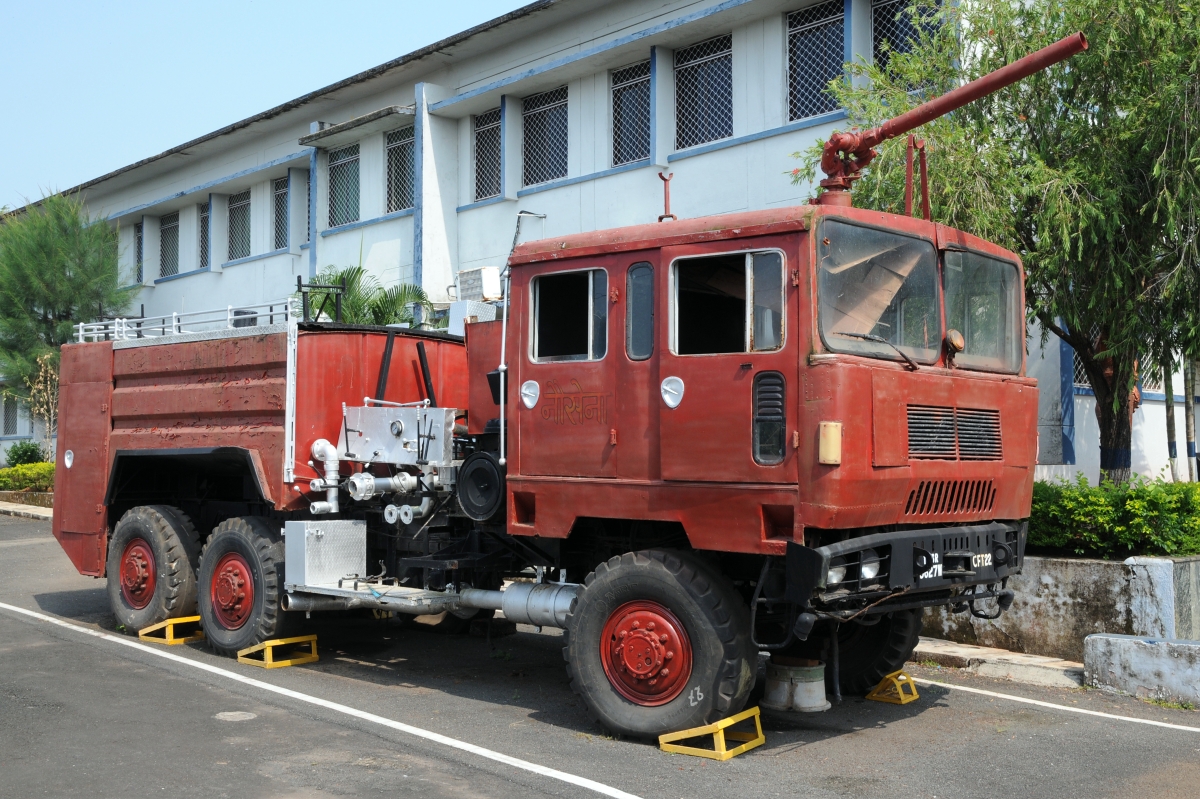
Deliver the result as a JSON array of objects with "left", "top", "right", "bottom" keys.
[{"left": 532, "top": 269, "right": 608, "bottom": 361}]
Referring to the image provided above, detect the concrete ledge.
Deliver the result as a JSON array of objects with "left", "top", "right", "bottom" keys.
[
  {"left": 0, "top": 501, "right": 52, "bottom": 521},
  {"left": 1084, "top": 633, "right": 1200, "bottom": 705},
  {"left": 914, "top": 637, "right": 1084, "bottom": 689}
]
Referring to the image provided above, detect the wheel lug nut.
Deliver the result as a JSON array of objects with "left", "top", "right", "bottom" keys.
[
  {"left": 665, "top": 651, "right": 674, "bottom": 660},
  {"left": 647, "top": 622, "right": 656, "bottom": 631}
]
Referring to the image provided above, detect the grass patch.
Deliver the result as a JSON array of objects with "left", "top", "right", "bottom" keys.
[{"left": 1142, "top": 697, "right": 1195, "bottom": 711}]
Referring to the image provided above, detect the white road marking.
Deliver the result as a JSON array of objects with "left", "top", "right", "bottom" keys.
[
  {"left": 914, "top": 677, "right": 1200, "bottom": 733},
  {"left": 0, "top": 601, "right": 643, "bottom": 799}
]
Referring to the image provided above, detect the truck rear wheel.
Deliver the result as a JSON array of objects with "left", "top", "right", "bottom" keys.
[
  {"left": 563, "top": 550, "right": 756, "bottom": 739},
  {"left": 106, "top": 506, "right": 201, "bottom": 633},
  {"left": 198, "top": 516, "right": 291, "bottom": 656}
]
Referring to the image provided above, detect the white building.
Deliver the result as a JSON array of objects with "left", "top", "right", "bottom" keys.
[{"left": 26, "top": 0, "right": 1196, "bottom": 482}]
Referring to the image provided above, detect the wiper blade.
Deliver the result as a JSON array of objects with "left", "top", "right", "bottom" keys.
[{"left": 835, "top": 332, "right": 920, "bottom": 371}]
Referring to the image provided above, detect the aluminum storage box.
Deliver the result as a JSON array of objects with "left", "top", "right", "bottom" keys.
[{"left": 284, "top": 520, "right": 366, "bottom": 587}]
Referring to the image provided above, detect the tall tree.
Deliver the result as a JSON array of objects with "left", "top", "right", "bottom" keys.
[
  {"left": 792, "top": 0, "right": 1200, "bottom": 482},
  {"left": 0, "top": 193, "right": 131, "bottom": 389}
]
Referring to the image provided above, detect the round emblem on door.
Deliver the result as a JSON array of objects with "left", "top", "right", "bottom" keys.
[
  {"left": 520, "top": 380, "right": 540, "bottom": 409},
  {"left": 660, "top": 376, "right": 685, "bottom": 409}
]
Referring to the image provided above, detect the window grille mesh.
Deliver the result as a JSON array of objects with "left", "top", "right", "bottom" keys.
[
  {"left": 675, "top": 35, "right": 733, "bottom": 149},
  {"left": 3, "top": 397, "right": 16, "bottom": 437},
  {"left": 386, "top": 126, "right": 416, "bottom": 212},
  {"left": 474, "top": 109, "right": 502, "bottom": 201},
  {"left": 873, "top": 0, "right": 938, "bottom": 73},
  {"left": 1073, "top": 353, "right": 1090, "bottom": 388},
  {"left": 228, "top": 190, "right": 251, "bottom": 261},
  {"left": 135, "top": 222, "right": 144, "bottom": 283},
  {"left": 612, "top": 61, "right": 651, "bottom": 166},
  {"left": 159, "top": 212, "right": 180, "bottom": 278},
  {"left": 198, "top": 202, "right": 210, "bottom": 270},
  {"left": 788, "top": 2, "right": 844, "bottom": 121},
  {"left": 328, "top": 144, "right": 360, "bottom": 228},
  {"left": 273, "top": 177, "right": 289, "bottom": 250},
  {"left": 523, "top": 86, "right": 569, "bottom": 187}
]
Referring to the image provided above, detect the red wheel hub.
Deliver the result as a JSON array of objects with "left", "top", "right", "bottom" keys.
[
  {"left": 600, "top": 601, "right": 693, "bottom": 706},
  {"left": 119, "top": 538, "right": 156, "bottom": 610},
  {"left": 211, "top": 552, "right": 254, "bottom": 630}
]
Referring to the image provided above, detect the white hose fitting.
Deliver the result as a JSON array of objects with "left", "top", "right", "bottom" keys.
[
  {"left": 347, "top": 472, "right": 420, "bottom": 502},
  {"left": 310, "top": 439, "right": 340, "bottom": 514}
]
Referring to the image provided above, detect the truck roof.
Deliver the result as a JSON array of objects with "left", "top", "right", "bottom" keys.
[{"left": 509, "top": 204, "right": 818, "bottom": 265}]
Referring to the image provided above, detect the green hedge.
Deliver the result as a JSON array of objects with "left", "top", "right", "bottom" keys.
[
  {"left": 0, "top": 462, "right": 54, "bottom": 492},
  {"left": 1029, "top": 476, "right": 1200, "bottom": 559}
]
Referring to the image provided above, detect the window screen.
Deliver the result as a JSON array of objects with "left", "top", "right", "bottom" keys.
[
  {"left": 626, "top": 263, "right": 654, "bottom": 360},
  {"left": 474, "top": 109, "right": 502, "bottom": 201},
  {"left": 523, "top": 86, "right": 569, "bottom": 186},
  {"left": 328, "top": 144, "right": 360, "bottom": 227},
  {"left": 386, "top": 126, "right": 416, "bottom": 212},
  {"left": 198, "top": 202, "right": 210, "bottom": 269},
  {"left": 533, "top": 269, "right": 608, "bottom": 362},
  {"left": 273, "top": 177, "right": 289, "bottom": 250},
  {"left": 788, "top": 2, "right": 844, "bottom": 121},
  {"left": 228, "top": 190, "right": 251, "bottom": 261},
  {"left": 943, "top": 250, "right": 1021, "bottom": 373},
  {"left": 873, "top": 0, "right": 939, "bottom": 73},
  {"left": 3, "top": 397, "right": 17, "bottom": 437},
  {"left": 159, "top": 212, "right": 179, "bottom": 277},
  {"left": 675, "top": 35, "right": 733, "bottom": 149},
  {"left": 612, "top": 61, "right": 651, "bottom": 166},
  {"left": 673, "top": 251, "right": 784, "bottom": 355},
  {"left": 134, "top": 222, "right": 144, "bottom": 283}
]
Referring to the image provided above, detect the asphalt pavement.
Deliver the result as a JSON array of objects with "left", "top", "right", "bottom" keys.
[{"left": 2, "top": 514, "right": 1198, "bottom": 799}]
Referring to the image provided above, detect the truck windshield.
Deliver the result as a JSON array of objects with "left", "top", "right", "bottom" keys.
[
  {"left": 818, "top": 219, "right": 940, "bottom": 364},
  {"left": 944, "top": 250, "right": 1021, "bottom": 372}
]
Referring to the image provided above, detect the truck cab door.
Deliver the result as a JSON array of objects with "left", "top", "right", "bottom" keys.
[
  {"left": 516, "top": 263, "right": 617, "bottom": 478},
  {"left": 657, "top": 243, "right": 796, "bottom": 483}
]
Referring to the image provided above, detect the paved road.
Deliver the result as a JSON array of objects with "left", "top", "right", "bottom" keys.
[{"left": 2, "top": 515, "right": 1198, "bottom": 799}]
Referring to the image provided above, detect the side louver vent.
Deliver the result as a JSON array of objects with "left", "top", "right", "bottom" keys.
[
  {"left": 908, "top": 405, "right": 1001, "bottom": 461},
  {"left": 904, "top": 479, "right": 996, "bottom": 517},
  {"left": 753, "top": 371, "right": 786, "bottom": 465}
]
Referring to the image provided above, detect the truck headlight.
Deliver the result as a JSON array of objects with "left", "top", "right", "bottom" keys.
[
  {"left": 860, "top": 549, "right": 881, "bottom": 581},
  {"left": 827, "top": 556, "right": 847, "bottom": 586}
]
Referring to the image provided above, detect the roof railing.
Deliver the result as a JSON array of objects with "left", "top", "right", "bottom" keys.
[{"left": 75, "top": 298, "right": 298, "bottom": 343}]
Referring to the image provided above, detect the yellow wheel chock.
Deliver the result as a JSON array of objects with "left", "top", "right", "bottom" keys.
[
  {"left": 658, "top": 706, "right": 766, "bottom": 761},
  {"left": 138, "top": 615, "right": 204, "bottom": 645},
  {"left": 237, "top": 635, "right": 319, "bottom": 669},
  {"left": 866, "top": 669, "right": 920, "bottom": 705}
]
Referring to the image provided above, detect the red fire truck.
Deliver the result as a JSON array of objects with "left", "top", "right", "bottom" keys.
[{"left": 51, "top": 34, "right": 1085, "bottom": 738}]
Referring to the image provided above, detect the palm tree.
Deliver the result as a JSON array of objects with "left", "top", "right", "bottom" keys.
[{"left": 305, "top": 265, "right": 433, "bottom": 327}]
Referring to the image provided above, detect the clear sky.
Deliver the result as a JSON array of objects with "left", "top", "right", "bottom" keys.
[{"left": 0, "top": 0, "right": 531, "bottom": 210}]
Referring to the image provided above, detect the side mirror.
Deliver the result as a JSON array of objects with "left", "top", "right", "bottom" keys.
[{"left": 945, "top": 329, "right": 965, "bottom": 353}]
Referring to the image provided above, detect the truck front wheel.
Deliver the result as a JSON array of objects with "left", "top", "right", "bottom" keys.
[
  {"left": 563, "top": 550, "right": 756, "bottom": 739},
  {"left": 830, "top": 609, "right": 922, "bottom": 695},
  {"left": 106, "top": 506, "right": 201, "bottom": 633},
  {"left": 198, "top": 516, "right": 291, "bottom": 656}
]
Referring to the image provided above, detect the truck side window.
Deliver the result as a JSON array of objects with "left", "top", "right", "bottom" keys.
[
  {"left": 626, "top": 262, "right": 654, "bottom": 360},
  {"left": 673, "top": 251, "right": 785, "bottom": 355},
  {"left": 532, "top": 269, "right": 608, "bottom": 362}
]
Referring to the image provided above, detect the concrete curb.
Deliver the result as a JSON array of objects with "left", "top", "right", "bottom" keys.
[
  {"left": 913, "top": 637, "right": 1084, "bottom": 689},
  {"left": 1085, "top": 633, "right": 1200, "bottom": 705},
  {"left": 0, "top": 501, "right": 53, "bottom": 522}
]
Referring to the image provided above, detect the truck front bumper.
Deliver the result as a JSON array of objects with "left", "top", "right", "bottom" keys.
[{"left": 785, "top": 521, "right": 1026, "bottom": 620}]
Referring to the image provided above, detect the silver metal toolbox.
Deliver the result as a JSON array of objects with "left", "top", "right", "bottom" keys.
[
  {"left": 337, "top": 406, "right": 456, "bottom": 467},
  {"left": 284, "top": 520, "right": 366, "bottom": 587}
]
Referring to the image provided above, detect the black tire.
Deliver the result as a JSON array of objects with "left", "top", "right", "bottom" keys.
[
  {"left": 564, "top": 550, "right": 757, "bottom": 739},
  {"left": 105, "top": 505, "right": 201, "bottom": 633},
  {"left": 831, "top": 609, "right": 923, "bottom": 695},
  {"left": 198, "top": 516, "right": 293, "bottom": 656}
]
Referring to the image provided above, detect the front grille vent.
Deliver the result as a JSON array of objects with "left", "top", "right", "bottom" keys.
[
  {"left": 908, "top": 405, "right": 1001, "bottom": 461},
  {"left": 904, "top": 479, "right": 996, "bottom": 517}
]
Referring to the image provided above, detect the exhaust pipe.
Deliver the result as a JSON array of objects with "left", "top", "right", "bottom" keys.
[
  {"left": 282, "top": 593, "right": 360, "bottom": 612},
  {"left": 460, "top": 581, "right": 579, "bottom": 628}
]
